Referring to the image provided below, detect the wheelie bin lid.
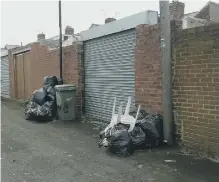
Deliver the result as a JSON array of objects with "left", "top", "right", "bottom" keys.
[{"left": 55, "top": 84, "right": 76, "bottom": 92}]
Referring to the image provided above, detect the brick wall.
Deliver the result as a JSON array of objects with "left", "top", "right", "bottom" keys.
[
  {"left": 135, "top": 24, "right": 163, "bottom": 113},
  {"left": 62, "top": 42, "right": 84, "bottom": 118},
  {"left": 28, "top": 43, "right": 60, "bottom": 92},
  {"left": 172, "top": 24, "right": 219, "bottom": 158},
  {"left": 9, "top": 42, "right": 84, "bottom": 119},
  {"left": 135, "top": 22, "right": 219, "bottom": 158}
]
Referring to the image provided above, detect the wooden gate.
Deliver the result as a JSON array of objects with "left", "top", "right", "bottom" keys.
[{"left": 14, "top": 53, "right": 31, "bottom": 99}]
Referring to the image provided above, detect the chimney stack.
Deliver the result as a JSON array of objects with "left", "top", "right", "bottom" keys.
[
  {"left": 169, "top": 0, "right": 185, "bottom": 20},
  {"left": 65, "top": 26, "right": 74, "bottom": 35},
  {"left": 105, "top": 17, "right": 116, "bottom": 24},
  {"left": 37, "top": 33, "right": 45, "bottom": 41}
]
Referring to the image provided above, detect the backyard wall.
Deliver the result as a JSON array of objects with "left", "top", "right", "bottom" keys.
[
  {"left": 9, "top": 42, "right": 84, "bottom": 118},
  {"left": 135, "top": 24, "right": 163, "bottom": 113},
  {"left": 172, "top": 24, "right": 219, "bottom": 158},
  {"left": 135, "top": 22, "right": 219, "bottom": 158}
]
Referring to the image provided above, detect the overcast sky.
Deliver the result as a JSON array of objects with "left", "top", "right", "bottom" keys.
[{"left": 1, "top": 0, "right": 218, "bottom": 47}]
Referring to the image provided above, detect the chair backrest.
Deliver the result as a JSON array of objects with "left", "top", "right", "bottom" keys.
[
  {"left": 119, "top": 97, "right": 141, "bottom": 132},
  {"left": 104, "top": 96, "right": 141, "bottom": 134}
]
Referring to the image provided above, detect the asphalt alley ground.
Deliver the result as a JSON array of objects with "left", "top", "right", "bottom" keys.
[{"left": 1, "top": 99, "right": 219, "bottom": 182}]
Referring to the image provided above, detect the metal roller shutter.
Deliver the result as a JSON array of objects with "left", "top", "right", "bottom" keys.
[
  {"left": 1, "top": 56, "right": 10, "bottom": 98},
  {"left": 84, "top": 29, "right": 136, "bottom": 122}
]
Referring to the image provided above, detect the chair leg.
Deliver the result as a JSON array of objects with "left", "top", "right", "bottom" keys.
[
  {"left": 124, "top": 96, "right": 132, "bottom": 116},
  {"left": 135, "top": 105, "right": 141, "bottom": 122},
  {"left": 104, "top": 97, "right": 117, "bottom": 134},
  {"left": 117, "top": 103, "right": 123, "bottom": 124}
]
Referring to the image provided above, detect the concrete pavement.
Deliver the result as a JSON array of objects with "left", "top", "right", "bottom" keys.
[{"left": 1, "top": 100, "right": 219, "bottom": 182}]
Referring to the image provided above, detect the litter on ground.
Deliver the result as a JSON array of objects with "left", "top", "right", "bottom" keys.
[{"left": 99, "top": 97, "right": 163, "bottom": 157}]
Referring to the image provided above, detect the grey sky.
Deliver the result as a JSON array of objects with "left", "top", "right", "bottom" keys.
[{"left": 1, "top": 0, "right": 217, "bottom": 47}]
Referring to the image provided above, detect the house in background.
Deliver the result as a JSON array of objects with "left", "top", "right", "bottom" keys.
[
  {"left": 49, "top": 25, "right": 74, "bottom": 42},
  {"left": 170, "top": 0, "right": 219, "bottom": 29},
  {"left": 1, "top": 44, "right": 20, "bottom": 98},
  {"left": 6, "top": 25, "right": 82, "bottom": 100},
  {"left": 30, "top": 26, "right": 79, "bottom": 49},
  {"left": 183, "top": 1, "right": 219, "bottom": 29}
]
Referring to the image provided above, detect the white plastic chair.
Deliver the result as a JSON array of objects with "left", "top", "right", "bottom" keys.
[
  {"left": 104, "top": 97, "right": 118, "bottom": 134},
  {"left": 104, "top": 97, "right": 140, "bottom": 134},
  {"left": 120, "top": 97, "right": 140, "bottom": 132}
]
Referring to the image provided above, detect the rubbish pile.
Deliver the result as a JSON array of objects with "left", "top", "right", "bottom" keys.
[
  {"left": 99, "top": 97, "right": 163, "bottom": 156},
  {"left": 24, "top": 76, "right": 58, "bottom": 121}
]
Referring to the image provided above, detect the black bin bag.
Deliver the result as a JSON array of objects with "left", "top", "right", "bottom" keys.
[
  {"left": 107, "top": 125, "right": 134, "bottom": 157},
  {"left": 130, "top": 125, "right": 150, "bottom": 150},
  {"left": 31, "top": 88, "right": 47, "bottom": 106},
  {"left": 137, "top": 113, "right": 163, "bottom": 147},
  {"left": 24, "top": 101, "right": 54, "bottom": 121},
  {"left": 43, "top": 76, "right": 58, "bottom": 88},
  {"left": 129, "top": 108, "right": 147, "bottom": 120},
  {"left": 46, "top": 86, "right": 56, "bottom": 96},
  {"left": 24, "top": 75, "right": 59, "bottom": 122}
]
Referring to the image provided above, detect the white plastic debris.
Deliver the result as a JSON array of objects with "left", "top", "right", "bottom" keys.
[
  {"left": 164, "top": 160, "right": 176, "bottom": 163},
  {"left": 137, "top": 164, "right": 143, "bottom": 169},
  {"left": 101, "top": 138, "right": 109, "bottom": 147}
]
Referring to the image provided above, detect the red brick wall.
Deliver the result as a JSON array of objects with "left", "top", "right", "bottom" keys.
[
  {"left": 172, "top": 24, "right": 219, "bottom": 158},
  {"left": 28, "top": 43, "right": 60, "bottom": 93},
  {"left": 135, "top": 23, "right": 219, "bottom": 158},
  {"left": 62, "top": 43, "right": 84, "bottom": 118},
  {"left": 135, "top": 24, "right": 163, "bottom": 113},
  {"left": 9, "top": 42, "right": 84, "bottom": 119}
]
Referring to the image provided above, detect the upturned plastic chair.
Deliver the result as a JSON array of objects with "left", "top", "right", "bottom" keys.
[
  {"left": 104, "top": 97, "right": 140, "bottom": 134},
  {"left": 119, "top": 97, "right": 140, "bottom": 132}
]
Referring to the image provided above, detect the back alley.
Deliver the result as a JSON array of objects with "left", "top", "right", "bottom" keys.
[{"left": 1, "top": 100, "right": 219, "bottom": 182}]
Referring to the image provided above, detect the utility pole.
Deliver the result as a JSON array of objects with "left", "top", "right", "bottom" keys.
[
  {"left": 59, "top": 0, "right": 63, "bottom": 79},
  {"left": 159, "top": 0, "right": 174, "bottom": 145}
]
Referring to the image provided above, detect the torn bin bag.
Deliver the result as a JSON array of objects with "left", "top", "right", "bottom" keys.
[
  {"left": 24, "top": 101, "right": 54, "bottom": 121},
  {"left": 137, "top": 113, "right": 163, "bottom": 147},
  {"left": 107, "top": 125, "right": 133, "bottom": 156},
  {"left": 24, "top": 75, "right": 58, "bottom": 122},
  {"left": 130, "top": 125, "right": 149, "bottom": 150}
]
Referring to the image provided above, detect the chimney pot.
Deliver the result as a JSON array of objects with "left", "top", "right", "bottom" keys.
[
  {"left": 65, "top": 26, "right": 74, "bottom": 35},
  {"left": 37, "top": 33, "right": 45, "bottom": 41},
  {"left": 105, "top": 17, "right": 116, "bottom": 24},
  {"left": 169, "top": 1, "right": 185, "bottom": 20}
]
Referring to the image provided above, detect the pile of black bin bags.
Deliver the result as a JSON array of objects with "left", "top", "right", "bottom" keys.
[
  {"left": 99, "top": 111, "right": 164, "bottom": 157},
  {"left": 24, "top": 76, "right": 58, "bottom": 121}
]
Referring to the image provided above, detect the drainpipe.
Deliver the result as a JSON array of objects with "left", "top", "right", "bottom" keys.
[
  {"left": 159, "top": 0, "right": 174, "bottom": 145},
  {"left": 59, "top": 0, "right": 63, "bottom": 79}
]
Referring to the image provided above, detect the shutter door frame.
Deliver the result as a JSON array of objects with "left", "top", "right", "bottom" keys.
[{"left": 84, "top": 29, "right": 136, "bottom": 122}]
